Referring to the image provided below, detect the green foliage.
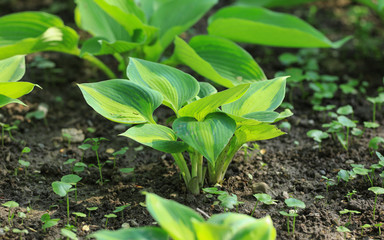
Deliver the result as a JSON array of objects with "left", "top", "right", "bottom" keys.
[
  {"left": 0, "top": 56, "right": 39, "bottom": 108},
  {"left": 208, "top": 6, "right": 351, "bottom": 48},
  {"left": 92, "top": 193, "right": 276, "bottom": 240},
  {"left": 41, "top": 213, "right": 60, "bottom": 231},
  {"left": 79, "top": 58, "right": 289, "bottom": 194}
]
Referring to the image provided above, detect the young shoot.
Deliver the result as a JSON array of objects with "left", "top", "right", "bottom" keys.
[
  {"left": 374, "top": 223, "right": 383, "bottom": 235},
  {"left": 337, "top": 169, "right": 350, "bottom": 184},
  {"left": 345, "top": 190, "right": 357, "bottom": 202},
  {"left": 62, "top": 132, "right": 73, "bottom": 148},
  {"left": 61, "top": 174, "right": 82, "bottom": 202},
  {"left": 12, "top": 228, "right": 28, "bottom": 240},
  {"left": 2, "top": 201, "right": 19, "bottom": 226},
  {"left": 353, "top": 167, "right": 373, "bottom": 186},
  {"left": 367, "top": 95, "right": 384, "bottom": 123},
  {"left": 336, "top": 226, "right": 350, "bottom": 239},
  {"left": 87, "top": 207, "right": 98, "bottom": 219},
  {"left": 307, "top": 129, "right": 329, "bottom": 149},
  {"left": 369, "top": 137, "right": 384, "bottom": 155},
  {"left": 360, "top": 224, "right": 372, "bottom": 236},
  {"left": 113, "top": 204, "right": 131, "bottom": 219},
  {"left": 84, "top": 137, "right": 109, "bottom": 185},
  {"left": 280, "top": 198, "right": 306, "bottom": 235},
  {"left": 112, "top": 147, "right": 129, "bottom": 168},
  {"left": 104, "top": 214, "right": 117, "bottom": 228},
  {"left": 251, "top": 193, "right": 277, "bottom": 217},
  {"left": 15, "top": 147, "right": 31, "bottom": 176},
  {"left": 78, "top": 142, "right": 91, "bottom": 162},
  {"left": 322, "top": 176, "right": 336, "bottom": 195},
  {"left": 336, "top": 116, "right": 357, "bottom": 151},
  {"left": 368, "top": 187, "right": 384, "bottom": 220},
  {"left": 52, "top": 181, "right": 73, "bottom": 225},
  {"left": 41, "top": 213, "right": 60, "bottom": 232},
  {"left": 339, "top": 209, "right": 361, "bottom": 226},
  {"left": 17, "top": 212, "right": 26, "bottom": 225},
  {"left": 71, "top": 212, "right": 86, "bottom": 225}
]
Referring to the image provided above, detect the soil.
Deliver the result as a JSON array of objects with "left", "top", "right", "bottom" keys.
[{"left": 1, "top": 0, "right": 384, "bottom": 239}]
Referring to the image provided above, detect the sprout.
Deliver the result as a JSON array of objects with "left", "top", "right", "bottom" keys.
[{"left": 368, "top": 187, "right": 384, "bottom": 220}]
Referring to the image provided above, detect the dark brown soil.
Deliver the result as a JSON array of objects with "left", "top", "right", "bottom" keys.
[{"left": 1, "top": 1, "right": 384, "bottom": 239}]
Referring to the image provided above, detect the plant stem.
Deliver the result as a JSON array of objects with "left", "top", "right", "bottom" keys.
[
  {"left": 1, "top": 125, "right": 4, "bottom": 146},
  {"left": 346, "top": 127, "right": 349, "bottom": 151},
  {"left": 373, "top": 102, "right": 376, "bottom": 122},
  {"left": 251, "top": 201, "right": 259, "bottom": 217},
  {"left": 95, "top": 149, "right": 103, "bottom": 185},
  {"left": 171, "top": 153, "right": 191, "bottom": 186},
  {"left": 287, "top": 217, "right": 290, "bottom": 233},
  {"left": 82, "top": 54, "right": 116, "bottom": 79},
  {"left": 66, "top": 194, "right": 70, "bottom": 225},
  {"left": 373, "top": 194, "right": 377, "bottom": 220},
  {"left": 292, "top": 214, "right": 296, "bottom": 235}
]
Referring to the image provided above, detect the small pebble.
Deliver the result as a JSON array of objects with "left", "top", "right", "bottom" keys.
[
  {"left": 319, "top": 170, "right": 326, "bottom": 175},
  {"left": 38, "top": 143, "right": 45, "bottom": 149},
  {"left": 251, "top": 182, "right": 269, "bottom": 194},
  {"left": 345, "top": 159, "right": 354, "bottom": 164},
  {"left": 282, "top": 191, "right": 290, "bottom": 199},
  {"left": 114, "top": 124, "right": 128, "bottom": 132}
]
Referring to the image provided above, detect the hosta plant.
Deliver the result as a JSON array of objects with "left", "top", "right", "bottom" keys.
[
  {"left": 91, "top": 192, "right": 276, "bottom": 240},
  {"left": 0, "top": 55, "right": 39, "bottom": 108},
  {"left": 78, "top": 58, "right": 290, "bottom": 194}
]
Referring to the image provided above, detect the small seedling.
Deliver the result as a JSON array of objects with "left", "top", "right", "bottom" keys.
[
  {"left": 104, "top": 214, "right": 117, "bottom": 228},
  {"left": 112, "top": 147, "right": 129, "bottom": 168},
  {"left": 12, "top": 228, "right": 28, "bottom": 240},
  {"left": 113, "top": 204, "right": 131, "bottom": 219},
  {"left": 0, "top": 121, "right": 20, "bottom": 145},
  {"left": 74, "top": 162, "right": 87, "bottom": 173},
  {"left": 367, "top": 95, "right": 384, "bottom": 123},
  {"left": 60, "top": 228, "right": 77, "bottom": 240},
  {"left": 241, "top": 143, "right": 259, "bottom": 162},
  {"left": 337, "top": 169, "right": 350, "bottom": 184},
  {"left": 369, "top": 137, "right": 384, "bottom": 154},
  {"left": 336, "top": 226, "right": 350, "bottom": 239},
  {"left": 251, "top": 193, "right": 276, "bottom": 216},
  {"left": 322, "top": 176, "right": 336, "bottom": 194},
  {"left": 368, "top": 187, "right": 384, "bottom": 220},
  {"left": 15, "top": 147, "right": 31, "bottom": 176},
  {"left": 307, "top": 129, "right": 329, "bottom": 149},
  {"left": 62, "top": 132, "right": 73, "bottom": 148},
  {"left": 353, "top": 167, "right": 373, "bottom": 186},
  {"left": 374, "top": 223, "right": 383, "bottom": 235},
  {"left": 41, "top": 213, "right": 60, "bottom": 232},
  {"left": 84, "top": 137, "right": 109, "bottom": 185},
  {"left": 17, "top": 212, "right": 26, "bottom": 225},
  {"left": 202, "top": 187, "right": 243, "bottom": 212},
  {"left": 280, "top": 198, "right": 306, "bottom": 235},
  {"left": 336, "top": 116, "right": 356, "bottom": 151},
  {"left": 345, "top": 190, "right": 357, "bottom": 202},
  {"left": 339, "top": 209, "right": 361, "bottom": 226},
  {"left": 360, "top": 224, "right": 372, "bottom": 236},
  {"left": 2, "top": 201, "right": 19, "bottom": 226},
  {"left": 72, "top": 212, "right": 86, "bottom": 225},
  {"left": 52, "top": 181, "right": 73, "bottom": 225},
  {"left": 63, "top": 158, "right": 76, "bottom": 172},
  {"left": 61, "top": 174, "right": 82, "bottom": 202},
  {"left": 78, "top": 143, "right": 91, "bottom": 162},
  {"left": 314, "top": 195, "right": 325, "bottom": 202},
  {"left": 337, "top": 105, "right": 353, "bottom": 116},
  {"left": 87, "top": 206, "right": 98, "bottom": 219}
]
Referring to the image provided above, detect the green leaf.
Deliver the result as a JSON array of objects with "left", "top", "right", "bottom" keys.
[
  {"left": 204, "top": 214, "right": 276, "bottom": 240},
  {"left": 197, "top": 82, "right": 217, "bottom": 99},
  {"left": 337, "top": 116, "right": 356, "bottom": 128},
  {"left": 285, "top": 198, "right": 306, "bottom": 208},
  {"left": 369, "top": 137, "right": 384, "bottom": 150},
  {"left": 61, "top": 228, "right": 78, "bottom": 240},
  {"left": 368, "top": 187, "right": 384, "bottom": 195},
  {"left": 307, "top": 129, "right": 329, "bottom": 143},
  {"left": 0, "top": 55, "right": 25, "bottom": 82},
  {"left": 208, "top": 6, "right": 351, "bottom": 48},
  {"left": 78, "top": 79, "right": 163, "bottom": 124},
  {"left": 80, "top": 37, "right": 140, "bottom": 56},
  {"left": 0, "top": 12, "right": 79, "bottom": 60},
  {"left": 2, "top": 201, "right": 19, "bottom": 208},
  {"left": 179, "top": 83, "right": 250, "bottom": 121},
  {"left": 142, "top": 0, "right": 218, "bottom": 61},
  {"left": 222, "top": 77, "right": 287, "bottom": 116},
  {"left": 0, "top": 82, "right": 37, "bottom": 99},
  {"left": 61, "top": 174, "right": 82, "bottom": 184},
  {"left": 235, "top": 123, "right": 285, "bottom": 144},
  {"left": 173, "top": 112, "right": 236, "bottom": 165},
  {"left": 127, "top": 58, "right": 199, "bottom": 113},
  {"left": 91, "top": 227, "right": 168, "bottom": 240},
  {"left": 172, "top": 36, "right": 266, "bottom": 88},
  {"left": 0, "top": 94, "right": 25, "bottom": 108},
  {"left": 52, "top": 181, "right": 72, "bottom": 197},
  {"left": 336, "top": 105, "right": 353, "bottom": 115},
  {"left": 145, "top": 192, "right": 204, "bottom": 240},
  {"left": 120, "top": 124, "right": 188, "bottom": 153},
  {"left": 235, "top": 0, "right": 318, "bottom": 8}
]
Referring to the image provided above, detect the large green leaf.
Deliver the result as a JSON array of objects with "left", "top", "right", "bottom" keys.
[
  {"left": 0, "top": 82, "right": 37, "bottom": 99},
  {"left": 173, "top": 36, "right": 266, "bottom": 88},
  {"left": 235, "top": 123, "right": 285, "bottom": 144},
  {"left": 91, "top": 227, "right": 168, "bottom": 240},
  {"left": 173, "top": 112, "right": 236, "bottom": 165},
  {"left": 142, "top": 0, "right": 218, "bottom": 61},
  {"left": 120, "top": 124, "right": 188, "bottom": 153},
  {"left": 52, "top": 181, "right": 72, "bottom": 197},
  {"left": 127, "top": 58, "right": 199, "bottom": 113},
  {"left": 179, "top": 83, "right": 250, "bottom": 121},
  {"left": 80, "top": 37, "right": 140, "bottom": 56},
  {"left": 0, "top": 94, "right": 25, "bottom": 108},
  {"left": 0, "top": 55, "right": 25, "bottom": 82},
  {"left": 208, "top": 7, "right": 351, "bottom": 48},
  {"left": 235, "top": 0, "right": 318, "bottom": 7},
  {"left": 206, "top": 214, "right": 276, "bottom": 240},
  {"left": 0, "top": 12, "right": 79, "bottom": 59},
  {"left": 222, "top": 77, "right": 287, "bottom": 117},
  {"left": 78, "top": 79, "right": 163, "bottom": 124},
  {"left": 146, "top": 192, "right": 204, "bottom": 240}
]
